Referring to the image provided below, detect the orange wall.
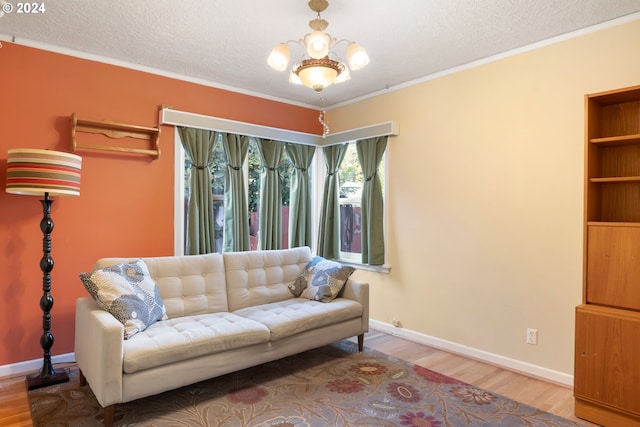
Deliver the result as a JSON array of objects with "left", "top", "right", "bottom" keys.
[{"left": 0, "top": 43, "right": 321, "bottom": 366}]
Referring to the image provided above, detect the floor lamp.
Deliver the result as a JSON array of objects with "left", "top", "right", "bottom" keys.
[{"left": 5, "top": 148, "right": 82, "bottom": 390}]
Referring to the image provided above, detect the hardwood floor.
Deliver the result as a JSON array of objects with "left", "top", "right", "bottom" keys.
[
  {"left": 0, "top": 375, "right": 32, "bottom": 427},
  {"left": 358, "top": 330, "right": 599, "bottom": 426},
  {"left": 0, "top": 329, "right": 598, "bottom": 426}
]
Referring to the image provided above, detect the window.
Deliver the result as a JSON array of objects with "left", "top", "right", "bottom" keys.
[
  {"left": 247, "top": 141, "right": 294, "bottom": 250},
  {"left": 169, "top": 110, "right": 394, "bottom": 270},
  {"left": 183, "top": 137, "right": 226, "bottom": 253},
  {"left": 183, "top": 135, "right": 295, "bottom": 253},
  {"left": 337, "top": 142, "right": 385, "bottom": 264}
]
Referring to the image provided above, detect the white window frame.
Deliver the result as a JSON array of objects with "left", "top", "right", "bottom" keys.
[{"left": 173, "top": 127, "right": 186, "bottom": 256}]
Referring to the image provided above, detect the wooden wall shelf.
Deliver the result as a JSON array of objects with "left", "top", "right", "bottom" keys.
[{"left": 71, "top": 113, "right": 161, "bottom": 159}]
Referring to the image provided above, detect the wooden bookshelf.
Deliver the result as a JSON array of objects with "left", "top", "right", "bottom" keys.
[{"left": 576, "top": 85, "right": 640, "bottom": 427}]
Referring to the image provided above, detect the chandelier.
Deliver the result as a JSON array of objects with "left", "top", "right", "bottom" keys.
[{"left": 267, "top": 0, "right": 369, "bottom": 92}]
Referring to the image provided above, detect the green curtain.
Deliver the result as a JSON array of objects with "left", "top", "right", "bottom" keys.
[
  {"left": 255, "top": 139, "right": 284, "bottom": 250},
  {"left": 357, "top": 136, "right": 388, "bottom": 265},
  {"left": 317, "top": 144, "right": 348, "bottom": 259},
  {"left": 285, "top": 143, "right": 316, "bottom": 248},
  {"left": 219, "top": 132, "right": 251, "bottom": 252},
  {"left": 177, "top": 127, "right": 216, "bottom": 255}
]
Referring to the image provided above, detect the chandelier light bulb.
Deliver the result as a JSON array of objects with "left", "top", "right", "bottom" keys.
[
  {"left": 267, "top": 43, "right": 291, "bottom": 71},
  {"left": 346, "top": 42, "right": 370, "bottom": 71},
  {"left": 305, "top": 31, "right": 331, "bottom": 59}
]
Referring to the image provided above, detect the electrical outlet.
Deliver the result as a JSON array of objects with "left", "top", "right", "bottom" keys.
[{"left": 526, "top": 328, "right": 538, "bottom": 345}]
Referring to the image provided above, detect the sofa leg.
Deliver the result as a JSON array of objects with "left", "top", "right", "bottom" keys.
[
  {"left": 79, "top": 369, "right": 87, "bottom": 386},
  {"left": 358, "top": 333, "right": 364, "bottom": 352},
  {"left": 103, "top": 404, "right": 115, "bottom": 427}
]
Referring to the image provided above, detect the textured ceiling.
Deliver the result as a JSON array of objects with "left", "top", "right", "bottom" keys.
[{"left": 1, "top": 0, "right": 640, "bottom": 108}]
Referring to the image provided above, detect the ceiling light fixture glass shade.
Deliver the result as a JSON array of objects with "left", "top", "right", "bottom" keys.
[
  {"left": 294, "top": 57, "right": 344, "bottom": 92},
  {"left": 288, "top": 70, "right": 302, "bottom": 85},
  {"left": 267, "top": 0, "right": 368, "bottom": 92},
  {"left": 267, "top": 43, "right": 291, "bottom": 71},
  {"left": 334, "top": 66, "right": 351, "bottom": 84},
  {"left": 305, "top": 31, "right": 331, "bottom": 59},
  {"left": 346, "top": 42, "right": 370, "bottom": 71}
]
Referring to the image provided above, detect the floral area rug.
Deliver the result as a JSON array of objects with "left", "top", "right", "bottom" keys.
[{"left": 29, "top": 340, "right": 585, "bottom": 426}]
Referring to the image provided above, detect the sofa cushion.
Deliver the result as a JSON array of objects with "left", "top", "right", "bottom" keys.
[
  {"left": 224, "top": 247, "right": 312, "bottom": 311},
  {"left": 122, "top": 312, "right": 270, "bottom": 373},
  {"left": 95, "top": 253, "right": 228, "bottom": 319},
  {"left": 233, "top": 298, "right": 363, "bottom": 341},
  {"left": 297, "top": 256, "right": 355, "bottom": 302},
  {"left": 79, "top": 259, "right": 167, "bottom": 339}
]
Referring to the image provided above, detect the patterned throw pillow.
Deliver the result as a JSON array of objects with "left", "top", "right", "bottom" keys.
[
  {"left": 79, "top": 259, "right": 167, "bottom": 339},
  {"left": 294, "top": 256, "right": 355, "bottom": 302},
  {"left": 287, "top": 274, "right": 308, "bottom": 297}
]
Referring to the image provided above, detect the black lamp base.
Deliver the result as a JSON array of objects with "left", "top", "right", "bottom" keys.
[
  {"left": 26, "top": 369, "right": 69, "bottom": 390},
  {"left": 25, "top": 193, "right": 70, "bottom": 391}
]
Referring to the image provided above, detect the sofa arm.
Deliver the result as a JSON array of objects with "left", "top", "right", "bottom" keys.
[
  {"left": 75, "top": 297, "right": 124, "bottom": 407},
  {"left": 341, "top": 279, "right": 369, "bottom": 334}
]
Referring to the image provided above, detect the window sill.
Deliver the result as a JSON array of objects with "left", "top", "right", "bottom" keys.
[{"left": 338, "top": 261, "right": 391, "bottom": 274}]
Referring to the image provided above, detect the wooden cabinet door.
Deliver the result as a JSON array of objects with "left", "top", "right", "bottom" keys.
[
  {"left": 587, "top": 225, "right": 640, "bottom": 310},
  {"left": 575, "top": 305, "right": 640, "bottom": 415}
]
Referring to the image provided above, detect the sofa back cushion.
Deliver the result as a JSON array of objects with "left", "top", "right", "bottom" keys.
[
  {"left": 223, "top": 247, "right": 312, "bottom": 311},
  {"left": 94, "top": 253, "right": 227, "bottom": 318}
]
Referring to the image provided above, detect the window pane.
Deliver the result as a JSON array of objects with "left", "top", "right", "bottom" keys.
[
  {"left": 211, "top": 139, "right": 226, "bottom": 253},
  {"left": 249, "top": 140, "right": 293, "bottom": 250},
  {"left": 182, "top": 136, "right": 310, "bottom": 254},
  {"left": 183, "top": 136, "right": 226, "bottom": 254},
  {"left": 280, "top": 153, "right": 293, "bottom": 249},
  {"left": 184, "top": 155, "right": 191, "bottom": 252},
  {"left": 338, "top": 144, "right": 363, "bottom": 262},
  {"left": 248, "top": 141, "right": 260, "bottom": 250},
  {"left": 338, "top": 143, "right": 385, "bottom": 263}
]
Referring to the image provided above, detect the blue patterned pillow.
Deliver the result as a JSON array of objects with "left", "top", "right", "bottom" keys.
[
  {"left": 296, "top": 256, "right": 355, "bottom": 302},
  {"left": 79, "top": 259, "right": 167, "bottom": 339}
]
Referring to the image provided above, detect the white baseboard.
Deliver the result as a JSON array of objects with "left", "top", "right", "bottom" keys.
[
  {"left": 0, "top": 352, "right": 75, "bottom": 378},
  {"left": 369, "top": 320, "right": 574, "bottom": 388},
  {"left": 2, "top": 324, "right": 574, "bottom": 388}
]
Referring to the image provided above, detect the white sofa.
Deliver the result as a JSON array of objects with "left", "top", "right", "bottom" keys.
[{"left": 74, "top": 246, "right": 369, "bottom": 427}]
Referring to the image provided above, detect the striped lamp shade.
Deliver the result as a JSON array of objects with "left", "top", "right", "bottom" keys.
[{"left": 6, "top": 149, "right": 82, "bottom": 197}]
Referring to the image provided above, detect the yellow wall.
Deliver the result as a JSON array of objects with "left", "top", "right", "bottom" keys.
[{"left": 331, "top": 18, "right": 640, "bottom": 375}]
